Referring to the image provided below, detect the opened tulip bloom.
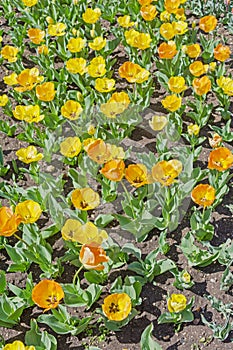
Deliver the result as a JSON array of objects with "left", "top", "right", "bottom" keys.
[
  {"left": 208, "top": 147, "right": 233, "bottom": 171},
  {"left": 191, "top": 184, "right": 216, "bottom": 207},
  {"left": 79, "top": 244, "right": 109, "bottom": 270},
  {"left": 102, "top": 293, "right": 132, "bottom": 321},
  {"left": 152, "top": 159, "right": 182, "bottom": 186},
  {"left": 214, "top": 44, "right": 231, "bottom": 62},
  {"left": 61, "top": 100, "right": 83, "bottom": 120},
  {"left": 61, "top": 219, "right": 108, "bottom": 245},
  {"left": 1, "top": 45, "right": 18, "bottom": 63},
  {"left": 16, "top": 146, "right": 43, "bottom": 163},
  {"left": 32, "top": 279, "right": 64, "bottom": 312},
  {"left": 60, "top": 137, "right": 82, "bottom": 158},
  {"left": 71, "top": 188, "right": 100, "bottom": 210},
  {"left": 125, "top": 164, "right": 150, "bottom": 187},
  {"left": 100, "top": 159, "right": 125, "bottom": 181},
  {"left": 167, "top": 294, "right": 187, "bottom": 313},
  {"left": 3, "top": 341, "right": 35, "bottom": 350},
  {"left": 0, "top": 207, "right": 21, "bottom": 237},
  {"left": 15, "top": 200, "right": 42, "bottom": 224}
]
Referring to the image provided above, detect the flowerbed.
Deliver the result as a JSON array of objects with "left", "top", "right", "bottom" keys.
[{"left": 0, "top": 0, "right": 233, "bottom": 349}]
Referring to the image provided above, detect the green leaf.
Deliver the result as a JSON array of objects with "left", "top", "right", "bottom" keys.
[
  {"left": 140, "top": 324, "right": 162, "bottom": 350},
  {"left": 0, "top": 270, "right": 6, "bottom": 294},
  {"left": 25, "top": 319, "right": 57, "bottom": 350}
]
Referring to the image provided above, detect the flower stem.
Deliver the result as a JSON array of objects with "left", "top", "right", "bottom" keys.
[
  {"left": 73, "top": 265, "right": 83, "bottom": 285},
  {"left": 120, "top": 180, "right": 136, "bottom": 219},
  {"left": 13, "top": 233, "right": 30, "bottom": 247}
]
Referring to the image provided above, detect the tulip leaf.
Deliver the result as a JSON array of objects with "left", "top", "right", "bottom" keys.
[
  {"left": 0, "top": 270, "right": 6, "bottom": 294},
  {"left": 25, "top": 319, "right": 57, "bottom": 350},
  {"left": 140, "top": 324, "right": 162, "bottom": 350}
]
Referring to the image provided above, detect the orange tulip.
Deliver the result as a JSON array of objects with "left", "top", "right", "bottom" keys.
[
  {"left": 0, "top": 207, "right": 21, "bottom": 237},
  {"left": 86, "top": 139, "right": 111, "bottom": 164},
  {"left": 158, "top": 41, "right": 177, "bottom": 59},
  {"left": 214, "top": 44, "right": 231, "bottom": 62},
  {"left": 32, "top": 279, "right": 64, "bottom": 312},
  {"left": 191, "top": 184, "right": 216, "bottom": 207},
  {"left": 119, "top": 61, "right": 150, "bottom": 83},
  {"left": 79, "top": 244, "right": 109, "bottom": 270},
  {"left": 208, "top": 147, "right": 233, "bottom": 171},
  {"left": 192, "top": 76, "right": 211, "bottom": 96},
  {"left": 189, "top": 61, "right": 208, "bottom": 77},
  {"left": 199, "top": 15, "right": 217, "bottom": 33},
  {"left": 100, "top": 159, "right": 125, "bottom": 181},
  {"left": 28, "top": 28, "right": 45, "bottom": 44}
]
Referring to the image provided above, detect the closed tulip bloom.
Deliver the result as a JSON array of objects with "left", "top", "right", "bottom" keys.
[
  {"left": 16, "top": 146, "right": 43, "bottom": 163},
  {"left": 102, "top": 293, "right": 132, "bottom": 321},
  {"left": 48, "top": 23, "right": 66, "bottom": 36},
  {"left": 22, "top": 0, "right": 37, "bottom": 6},
  {"left": 87, "top": 56, "right": 106, "bottom": 77},
  {"left": 214, "top": 44, "right": 231, "bottom": 62},
  {"left": 95, "top": 78, "right": 115, "bottom": 93},
  {"left": 149, "top": 115, "right": 168, "bottom": 131},
  {"left": 79, "top": 244, "right": 109, "bottom": 270},
  {"left": 3, "top": 341, "right": 35, "bottom": 350},
  {"left": 168, "top": 76, "right": 187, "bottom": 93},
  {"left": 100, "top": 159, "right": 125, "bottom": 181},
  {"left": 13, "top": 105, "right": 44, "bottom": 123},
  {"left": 199, "top": 15, "right": 217, "bottom": 33},
  {"left": 36, "top": 82, "right": 55, "bottom": 101},
  {"left": 32, "top": 279, "right": 64, "bottom": 312},
  {"left": 37, "top": 44, "right": 49, "bottom": 55},
  {"left": 216, "top": 76, "right": 233, "bottom": 96},
  {"left": 1, "top": 45, "right": 18, "bottom": 63},
  {"left": 89, "top": 36, "right": 106, "bottom": 51},
  {"left": 117, "top": 15, "right": 135, "bottom": 28},
  {"left": 160, "top": 23, "right": 175, "bottom": 40},
  {"left": 183, "top": 43, "right": 201, "bottom": 58},
  {"left": 208, "top": 147, "right": 233, "bottom": 171},
  {"left": 164, "top": 0, "right": 181, "bottom": 14},
  {"left": 192, "top": 76, "right": 211, "bottom": 96},
  {"left": 28, "top": 28, "right": 45, "bottom": 44},
  {"left": 82, "top": 8, "right": 101, "bottom": 24},
  {"left": 61, "top": 100, "right": 83, "bottom": 120},
  {"left": 191, "top": 184, "right": 216, "bottom": 207},
  {"left": 66, "top": 58, "right": 87, "bottom": 75},
  {"left": 189, "top": 61, "right": 208, "bottom": 77},
  {"left": 138, "top": 0, "right": 152, "bottom": 5},
  {"left": 173, "top": 20, "right": 188, "bottom": 35},
  {"left": 187, "top": 123, "right": 200, "bottom": 136},
  {"left": 15, "top": 200, "right": 42, "bottom": 224},
  {"left": 0, "top": 94, "right": 9, "bottom": 107},
  {"left": 167, "top": 294, "right": 187, "bottom": 313},
  {"left": 140, "top": 5, "right": 158, "bottom": 21},
  {"left": 71, "top": 188, "right": 100, "bottom": 210},
  {"left": 108, "top": 91, "right": 131, "bottom": 108},
  {"left": 0, "top": 207, "right": 21, "bottom": 237},
  {"left": 125, "top": 164, "right": 149, "bottom": 187},
  {"left": 161, "top": 94, "right": 182, "bottom": 112},
  {"left": 60, "top": 137, "right": 82, "bottom": 158},
  {"left": 158, "top": 41, "right": 177, "bottom": 59},
  {"left": 67, "top": 37, "right": 86, "bottom": 52}
]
